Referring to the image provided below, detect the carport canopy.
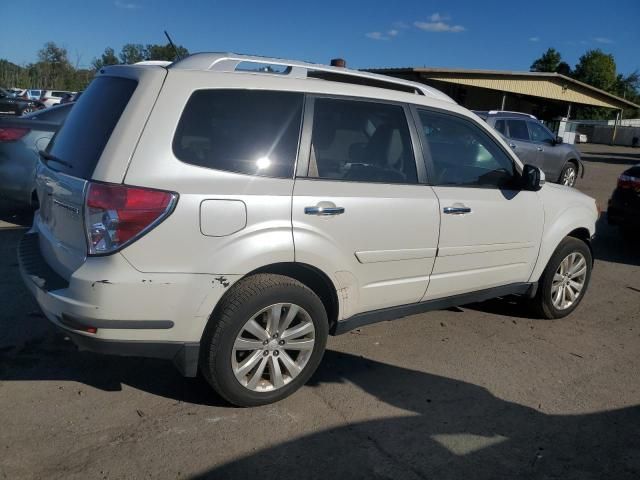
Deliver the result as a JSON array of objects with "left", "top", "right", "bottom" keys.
[{"left": 368, "top": 67, "right": 639, "bottom": 114}]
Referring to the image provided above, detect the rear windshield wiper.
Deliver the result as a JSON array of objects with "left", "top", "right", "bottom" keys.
[{"left": 39, "top": 150, "right": 73, "bottom": 169}]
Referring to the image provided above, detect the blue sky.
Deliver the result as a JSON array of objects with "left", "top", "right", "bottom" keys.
[{"left": 1, "top": 0, "right": 638, "bottom": 75}]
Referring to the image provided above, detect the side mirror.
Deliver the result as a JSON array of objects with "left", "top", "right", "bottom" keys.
[
  {"left": 554, "top": 136, "right": 563, "bottom": 145},
  {"left": 522, "top": 164, "right": 545, "bottom": 191}
]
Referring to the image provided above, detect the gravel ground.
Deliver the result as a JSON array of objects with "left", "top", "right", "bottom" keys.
[{"left": 0, "top": 144, "right": 639, "bottom": 480}]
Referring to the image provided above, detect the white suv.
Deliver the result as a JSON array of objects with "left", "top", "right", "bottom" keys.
[
  {"left": 20, "top": 53, "right": 598, "bottom": 406},
  {"left": 39, "top": 90, "right": 74, "bottom": 107}
]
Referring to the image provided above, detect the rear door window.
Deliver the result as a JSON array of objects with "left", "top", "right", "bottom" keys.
[
  {"left": 306, "top": 97, "right": 418, "bottom": 184},
  {"left": 46, "top": 76, "right": 137, "bottom": 178},
  {"left": 173, "top": 90, "right": 304, "bottom": 178}
]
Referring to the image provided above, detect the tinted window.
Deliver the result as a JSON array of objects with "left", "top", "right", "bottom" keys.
[
  {"left": 506, "top": 120, "right": 530, "bottom": 141},
  {"left": 528, "top": 121, "right": 555, "bottom": 143},
  {"left": 494, "top": 119, "right": 507, "bottom": 135},
  {"left": 173, "top": 90, "right": 303, "bottom": 178},
  {"left": 47, "top": 76, "right": 137, "bottom": 178},
  {"left": 308, "top": 98, "right": 417, "bottom": 184},
  {"left": 418, "top": 109, "right": 517, "bottom": 188}
]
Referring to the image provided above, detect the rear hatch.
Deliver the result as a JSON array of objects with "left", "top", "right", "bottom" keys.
[{"left": 35, "top": 67, "right": 167, "bottom": 280}]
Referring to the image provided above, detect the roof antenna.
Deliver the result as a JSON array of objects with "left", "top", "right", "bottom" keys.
[{"left": 164, "top": 30, "right": 183, "bottom": 61}]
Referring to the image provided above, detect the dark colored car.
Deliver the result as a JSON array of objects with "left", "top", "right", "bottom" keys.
[
  {"left": 607, "top": 164, "right": 640, "bottom": 237},
  {"left": 0, "top": 103, "right": 73, "bottom": 206},
  {"left": 60, "top": 91, "right": 82, "bottom": 104},
  {"left": 474, "top": 110, "right": 583, "bottom": 187},
  {"left": 0, "top": 87, "right": 45, "bottom": 116}
]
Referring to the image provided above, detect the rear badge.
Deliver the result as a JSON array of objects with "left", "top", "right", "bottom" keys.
[{"left": 52, "top": 199, "right": 80, "bottom": 215}]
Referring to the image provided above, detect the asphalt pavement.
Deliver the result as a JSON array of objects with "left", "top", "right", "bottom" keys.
[{"left": 0, "top": 144, "right": 639, "bottom": 479}]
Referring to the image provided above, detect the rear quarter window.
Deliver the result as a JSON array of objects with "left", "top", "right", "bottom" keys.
[
  {"left": 172, "top": 90, "right": 304, "bottom": 178},
  {"left": 46, "top": 76, "right": 137, "bottom": 178}
]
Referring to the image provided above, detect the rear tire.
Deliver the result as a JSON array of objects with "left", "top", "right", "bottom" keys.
[
  {"left": 531, "top": 237, "right": 592, "bottom": 319},
  {"left": 200, "top": 273, "right": 328, "bottom": 407}
]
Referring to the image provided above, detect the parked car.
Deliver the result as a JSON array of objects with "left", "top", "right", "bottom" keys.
[
  {"left": 0, "top": 103, "right": 73, "bottom": 206},
  {"left": 39, "top": 90, "right": 74, "bottom": 107},
  {"left": 26, "top": 89, "right": 43, "bottom": 101},
  {"left": 474, "top": 110, "right": 583, "bottom": 187},
  {"left": 19, "top": 54, "right": 598, "bottom": 407},
  {"left": 6, "top": 88, "right": 26, "bottom": 98},
  {"left": 0, "top": 87, "right": 45, "bottom": 116},
  {"left": 607, "top": 164, "right": 640, "bottom": 238},
  {"left": 60, "top": 91, "right": 82, "bottom": 104}
]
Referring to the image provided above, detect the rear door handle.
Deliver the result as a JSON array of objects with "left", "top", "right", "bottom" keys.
[
  {"left": 305, "top": 203, "right": 345, "bottom": 216},
  {"left": 509, "top": 143, "right": 516, "bottom": 149},
  {"left": 443, "top": 205, "right": 472, "bottom": 215},
  {"left": 537, "top": 146, "right": 544, "bottom": 151}
]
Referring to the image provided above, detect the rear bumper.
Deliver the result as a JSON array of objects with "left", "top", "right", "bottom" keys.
[
  {"left": 18, "top": 232, "right": 239, "bottom": 376},
  {"left": 63, "top": 329, "right": 200, "bottom": 376}
]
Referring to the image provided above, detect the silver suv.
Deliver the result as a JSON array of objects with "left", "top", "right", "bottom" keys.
[
  {"left": 20, "top": 53, "right": 598, "bottom": 406},
  {"left": 475, "top": 111, "right": 583, "bottom": 187}
]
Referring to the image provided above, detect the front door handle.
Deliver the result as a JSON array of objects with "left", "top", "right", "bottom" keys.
[
  {"left": 443, "top": 205, "right": 472, "bottom": 215},
  {"left": 537, "top": 146, "right": 544, "bottom": 151},
  {"left": 509, "top": 143, "right": 517, "bottom": 149},
  {"left": 305, "top": 202, "right": 345, "bottom": 216}
]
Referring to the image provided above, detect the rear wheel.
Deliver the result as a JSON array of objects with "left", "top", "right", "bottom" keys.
[
  {"left": 200, "top": 274, "right": 328, "bottom": 406},
  {"left": 531, "top": 237, "right": 592, "bottom": 319},
  {"left": 559, "top": 161, "right": 578, "bottom": 187}
]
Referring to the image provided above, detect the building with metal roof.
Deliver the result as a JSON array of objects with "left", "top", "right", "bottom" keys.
[{"left": 367, "top": 67, "right": 639, "bottom": 121}]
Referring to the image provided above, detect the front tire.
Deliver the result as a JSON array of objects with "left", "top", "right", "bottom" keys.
[
  {"left": 532, "top": 237, "right": 592, "bottom": 319},
  {"left": 559, "top": 161, "right": 578, "bottom": 187},
  {"left": 200, "top": 274, "right": 328, "bottom": 407}
]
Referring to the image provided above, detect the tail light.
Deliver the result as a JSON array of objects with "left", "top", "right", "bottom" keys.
[
  {"left": 0, "top": 127, "right": 30, "bottom": 142},
  {"left": 617, "top": 174, "right": 640, "bottom": 190},
  {"left": 84, "top": 182, "right": 177, "bottom": 255}
]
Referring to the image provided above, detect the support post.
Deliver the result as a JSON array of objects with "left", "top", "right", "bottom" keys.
[
  {"left": 566, "top": 103, "right": 572, "bottom": 120},
  {"left": 611, "top": 110, "right": 620, "bottom": 145},
  {"left": 500, "top": 93, "right": 506, "bottom": 110}
]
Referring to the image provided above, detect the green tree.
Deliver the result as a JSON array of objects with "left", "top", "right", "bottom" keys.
[
  {"left": 530, "top": 48, "right": 562, "bottom": 72},
  {"left": 119, "top": 43, "right": 146, "bottom": 64},
  {"left": 92, "top": 47, "right": 119, "bottom": 70},
  {"left": 144, "top": 43, "right": 189, "bottom": 61},
  {"left": 573, "top": 49, "right": 617, "bottom": 92},
  {"left": 556, "top": 61, "right": 572, "bottom": 76},
  {"left": 33, "top": 42, "right": 75, "bottom": 89},
  {"left": 614, "top": 71, "right": 639, "bottom": 99}
]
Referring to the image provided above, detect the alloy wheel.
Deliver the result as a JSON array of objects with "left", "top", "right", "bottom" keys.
[
  {"left": 551, "top": 252, "right": 587, "bottom": 310},
  {"left": 562, "top": 166, "right": 577, "bottom": 187},
  {"left": 231, "top": 303, "right": 315, "bottom": 392}
]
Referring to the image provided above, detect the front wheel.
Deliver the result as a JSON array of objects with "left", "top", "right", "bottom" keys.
[
  {"left": 559, "top": 162, "right": 578, "bottom": 187},
  {"left": 200, "top": 274, "right": 328, "bottom": 406},
  {"left": 531, "top": 237, "right": 592, "bottom": 319}
]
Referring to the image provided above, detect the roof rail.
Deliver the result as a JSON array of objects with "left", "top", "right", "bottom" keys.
[
  {"left": 487, "top": 110, "right": 538, "bottom": 119},
  {"left": 170, "top": 52, "right": 454, "bottom": 103}
]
